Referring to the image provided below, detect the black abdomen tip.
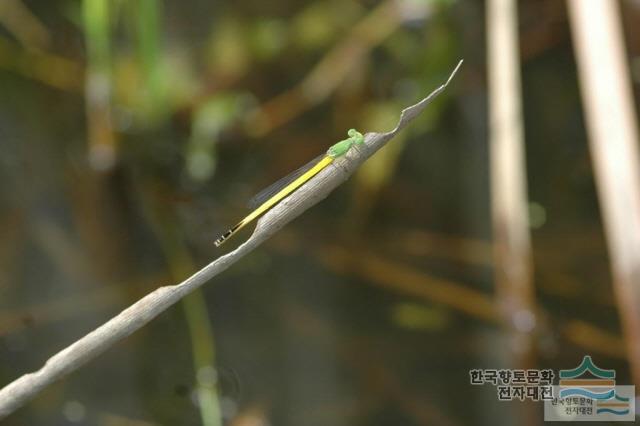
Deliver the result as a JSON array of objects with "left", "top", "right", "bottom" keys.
[
  {"left": 214, "top": 229, "right": 234, "bottom": 247},
  {"left": 214, "top": 222, "right": 243, "bottom": 247}
]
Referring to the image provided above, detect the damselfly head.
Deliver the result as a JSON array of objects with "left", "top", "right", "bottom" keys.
[{"left": 347, "top": 128, "right": 364, "bottom": 144}]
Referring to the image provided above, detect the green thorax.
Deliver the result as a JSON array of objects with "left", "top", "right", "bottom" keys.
[{"left": 327, "top": 129, "right": 364, "bottom": 158}]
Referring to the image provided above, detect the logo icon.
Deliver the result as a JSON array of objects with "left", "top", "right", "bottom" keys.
[{"left": 544, "top": 355, "right": 635, "bottom": 421}]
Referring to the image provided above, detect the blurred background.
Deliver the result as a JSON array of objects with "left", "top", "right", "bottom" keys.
[{"left": 1, "top": 0, "right": 640, "bottom": 425}]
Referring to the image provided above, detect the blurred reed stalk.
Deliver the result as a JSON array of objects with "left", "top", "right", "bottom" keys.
[
  {"left": 567, "top": 0, "right": 640, "bottom": 387},
  {"left": 0, "top": 37, "right": 83, "bottom": 91},
  {"left": 0, "top": 0, "right": 50, "bottom": 49},
  {"left": 486, "top": 0, "right": 537, "bottom": 364},
  {"left": 487, "top": 6, "right": 539, "bottom": 424},
  {"left": 140, "top": 188, "right": 223, "bottom": 426},
  {"left": 83, "top": 0, "right": 116, "bottom": 171},
  {"left": 180, "top": 290, "right": 223, "bottom": 426},
  {"left": 135, "top": 0, "right": 166, "bottom": 121}
]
